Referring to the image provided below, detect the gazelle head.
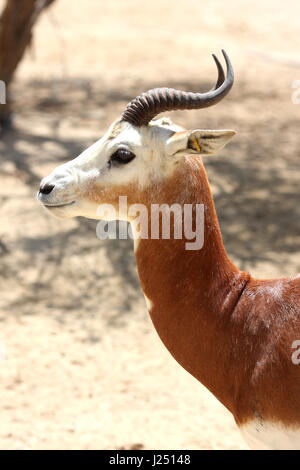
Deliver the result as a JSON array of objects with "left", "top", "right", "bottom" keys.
[{"left": 38, "top": 50, "right": 236, "bottom": 220}]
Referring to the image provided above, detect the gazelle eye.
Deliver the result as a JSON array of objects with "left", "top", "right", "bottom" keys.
[{"left": 110, "top": 148, "right": 136, "bottom": 165}]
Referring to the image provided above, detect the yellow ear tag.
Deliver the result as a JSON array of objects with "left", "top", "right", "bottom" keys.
[{"left": 191, "top": 136, "right": 201, "bottom": 152}]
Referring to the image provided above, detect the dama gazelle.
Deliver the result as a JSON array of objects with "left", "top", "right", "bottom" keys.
[{"left": 38, "top": 51, "right": 300, "bottom": 450}]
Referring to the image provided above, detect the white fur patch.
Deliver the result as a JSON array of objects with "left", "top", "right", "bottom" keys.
[
  {"left": 143, "top": 294, "right": 153, "bottom": 311},
  {"left": 133, "top": 236, "right": 140, "bottom": 253},
  {"left": 241, "top": 420, "right": 300, "bottom": 450}
]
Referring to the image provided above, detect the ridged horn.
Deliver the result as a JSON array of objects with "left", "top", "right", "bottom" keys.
[{"left": 121, "top": 50, "right": 233, "bottom": 127}]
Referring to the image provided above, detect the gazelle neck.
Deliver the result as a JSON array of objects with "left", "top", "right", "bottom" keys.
[{"left": 134, "top": 156, "right": 250, "bottom": 415}]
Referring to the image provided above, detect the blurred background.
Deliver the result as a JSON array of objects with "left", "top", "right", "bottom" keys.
[{"left": 0, "top": 0, "right": 299, "bottom": 450}]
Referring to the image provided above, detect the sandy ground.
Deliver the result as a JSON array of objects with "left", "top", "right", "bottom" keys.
[{"left": 0, "top": 0, "right": 300, "bottom": 450}]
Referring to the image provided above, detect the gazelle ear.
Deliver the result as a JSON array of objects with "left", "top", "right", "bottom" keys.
[{"left": 166, "top": 129, "right": 236, "bottom": 156}]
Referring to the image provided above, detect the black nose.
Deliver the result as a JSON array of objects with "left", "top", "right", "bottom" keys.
[{"left": 39, "top": 183, "right": 55, "bottom": 195}]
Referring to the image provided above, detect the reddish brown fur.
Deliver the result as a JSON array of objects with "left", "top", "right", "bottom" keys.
[{"left": 127, "top": 156, "right": 300, "bottom": 427}]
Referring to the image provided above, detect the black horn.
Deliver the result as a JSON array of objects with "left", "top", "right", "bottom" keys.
[{"left": 121, "top": 50, "right": 234, "bottom": 127}]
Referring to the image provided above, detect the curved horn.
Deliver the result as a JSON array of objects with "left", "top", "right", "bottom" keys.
[
  {"left": 121, "top": 50, "right": 233, "bottom": 127},
  {"left": 211, "top": 53, "right": 225, "bottom": 90}
]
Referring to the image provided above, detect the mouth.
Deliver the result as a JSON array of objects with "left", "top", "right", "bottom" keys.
[{"left": 43, "top": 201, "right": 76, "bottom": 208}]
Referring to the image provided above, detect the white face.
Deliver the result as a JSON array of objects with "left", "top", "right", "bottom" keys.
[
  {"left": 37, "top": 117, "right": 184, "bottom": 219},
  {"left": 38, "top": 115, "right": 235, "bottom": 220}
]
